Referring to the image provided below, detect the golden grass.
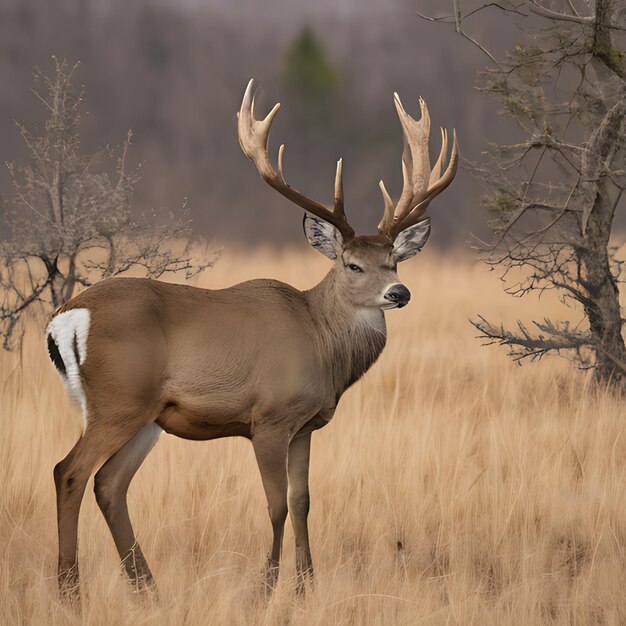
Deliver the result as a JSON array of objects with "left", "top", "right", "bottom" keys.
[{"left": 1, "top": 246, "right": 625, "bottom": 625}]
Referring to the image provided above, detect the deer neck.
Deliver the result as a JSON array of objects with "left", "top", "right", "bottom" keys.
[{"left": 305, "top": 268, "right": 387, "bottom": 398}]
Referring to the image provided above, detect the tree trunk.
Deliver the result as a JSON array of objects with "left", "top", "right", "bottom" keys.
[
  {"left": 579, "top": 175, "right": 626, "bottom": 385},
  {"left": 61, "top": 256, "right": 77, "bottom": 304},
  {"left": 594, "top": 0, "right": 625, "bottom": 80},
  {"left": 580, "top": 0, "right": 626, "bottom": 386}
]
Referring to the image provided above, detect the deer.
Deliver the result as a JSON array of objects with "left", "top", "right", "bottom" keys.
[{"left": 46, "top": 78, "right": 458, "bottom": 600}]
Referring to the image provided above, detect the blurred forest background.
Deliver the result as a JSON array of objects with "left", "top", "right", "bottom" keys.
[{"left": 0, "top": 0, "right": 529, "bottom": 245}]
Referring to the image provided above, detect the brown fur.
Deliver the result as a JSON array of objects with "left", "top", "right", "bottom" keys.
[{"left": 49, "top": 237, "right": 401, "bottom": 598}]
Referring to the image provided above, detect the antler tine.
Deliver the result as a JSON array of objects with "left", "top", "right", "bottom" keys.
[
  {"left": 334, "top": 158, "right": 345, "bottom": 219},
  {"left": 237, "top": 79, "right": 355, "bottom": 241},
  {"left": 377, "top": 180, "right": 395, "bottom": 233},
  {"left": 378, "top": 91, "right": 459, "bottom": 241},
  {"left": 429, "top": 127, "right": 448, "bottom": 185},
  {"left": 277, "top": 144, "right": 287, "bottom": 184}
]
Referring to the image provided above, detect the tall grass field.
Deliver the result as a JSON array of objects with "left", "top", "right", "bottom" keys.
[{"left": 1, "top": 247, "right": 625, "bottom": 625}]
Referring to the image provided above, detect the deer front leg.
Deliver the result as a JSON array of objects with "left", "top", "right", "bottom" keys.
[
  {"left": 288, "top": 432, "right": 313, "bottom": 594},
  {"left": 252, "top": 429, "right": 289, "bottom": 593}
]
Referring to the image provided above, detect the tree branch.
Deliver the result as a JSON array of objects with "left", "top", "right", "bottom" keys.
[
  {"left": 526, "top": 1, "right": 593, "bottom": 25},
  {"left": 471, "top": 315, "right": 593, "bottom": 362}
]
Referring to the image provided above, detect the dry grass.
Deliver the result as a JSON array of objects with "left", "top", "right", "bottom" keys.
[{"left": 1, "top": 246, "right": 626, "bottom": 625}]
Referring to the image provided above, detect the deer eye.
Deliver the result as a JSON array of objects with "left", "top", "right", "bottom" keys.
[{"left": 348, "top": 263, "right": 363, "bottom": 273}]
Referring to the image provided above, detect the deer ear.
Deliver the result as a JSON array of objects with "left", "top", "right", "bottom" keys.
[
  {"left": 392, "top": 218, "right": 431, "bottom": 262},
  {"left": 303, "top": 214, "right": 344, "bottom": 260}
]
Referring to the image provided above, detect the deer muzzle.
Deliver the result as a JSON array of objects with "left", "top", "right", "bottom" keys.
[{"left": 383, "top": 284, "right": 411, "bottom": 308}]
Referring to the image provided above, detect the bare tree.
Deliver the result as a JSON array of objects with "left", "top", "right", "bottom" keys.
[
  {"left": 0, "top": 59, "right": 213, "bottom": 349},
  {"left": 421, "top": 1, "right": 626, "bottom": 385}
]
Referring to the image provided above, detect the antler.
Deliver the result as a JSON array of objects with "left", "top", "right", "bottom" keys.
[
  {"left": 237, "top": 79, "right": 355, "bottom": 241},
  {"left": 378, "top": 94, "right": 458, "bottom": 241}
]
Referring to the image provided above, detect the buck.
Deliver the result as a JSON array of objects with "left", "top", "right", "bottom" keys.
[{"left": 46, "top": 79, "right": 458, "bottom": 599}]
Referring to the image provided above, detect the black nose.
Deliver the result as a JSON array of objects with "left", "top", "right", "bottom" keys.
[{"left": 384, "top": 284, "right": 411, "bottom": 308}]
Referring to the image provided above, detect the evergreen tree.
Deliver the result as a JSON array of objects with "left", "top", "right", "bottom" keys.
[{"left": 283, "top": 27, "right": 337, "bottom": 105}]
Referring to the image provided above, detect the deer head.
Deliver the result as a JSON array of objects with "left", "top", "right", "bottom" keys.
[{"left": 237, "top": 79, "right": 458, "bottom": 310}]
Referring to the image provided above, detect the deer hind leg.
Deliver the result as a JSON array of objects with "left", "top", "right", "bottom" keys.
[
  {"left": 252, "top": 429, "right": 289, "bottom": 593},
  {"left": 94, "top": 423, "right": 162, "bottom": 592},
  {"left": 54, "top": 422, "right": 147, "bottom": 601},
  {"left": 288, "top": 432, "right": 313, "bottom": 594}
]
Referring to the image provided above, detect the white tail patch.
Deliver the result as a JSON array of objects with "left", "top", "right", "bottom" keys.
[{"left": 46, "top": 308, "right": 91, "bottom": 430}]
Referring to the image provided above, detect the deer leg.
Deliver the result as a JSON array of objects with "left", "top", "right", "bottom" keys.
[
  {"left": 252, "top": 430, "right": 289, "bottom": 593},
  {"left": 93, "top": 423, "right": 162, "bottom": 592},
  {"left": 288, "top": 432, "right": 313, "bottom": 594},
  {"left": 54, "top": 421, "right": 150, "bottom": 601}
]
